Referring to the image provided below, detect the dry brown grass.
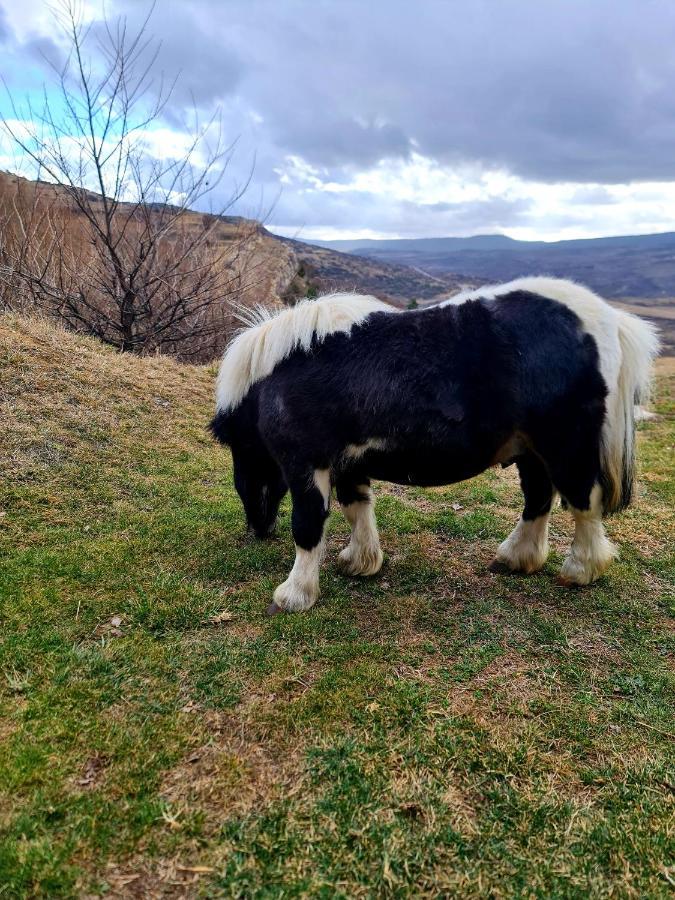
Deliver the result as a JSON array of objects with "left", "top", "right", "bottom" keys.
[{"left": 0, "top": 312, "right": 221, "bottom": 526}]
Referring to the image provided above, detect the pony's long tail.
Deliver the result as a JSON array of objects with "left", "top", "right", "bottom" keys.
[{"left": 600, "top": 310, "right": 660, "bottom": 514}]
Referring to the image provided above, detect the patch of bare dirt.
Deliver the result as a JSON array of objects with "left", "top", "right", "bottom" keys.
[
  {"left": 389, "top": 766, "right": 479, "bottom": 835},
  {"left": 447, "top": 651, "right": 549, "bottom": 723},
  {"left": 566, "top": 630, "right": 623, "bottom": 664},
  {"left": 82, "top": 856, "right": 217, "bottom": 899},
  {"left": 160, "top": 704, "right": 307, "bottom": 834}
]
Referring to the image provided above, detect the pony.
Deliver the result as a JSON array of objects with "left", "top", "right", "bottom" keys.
[{"left": 210, "top": 278, "right": 659, "bottom": 614}]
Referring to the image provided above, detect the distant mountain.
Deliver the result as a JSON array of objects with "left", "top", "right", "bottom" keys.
[
  {"left": 314, "top": 231, "right": 675, "bottom": 255},
  {"left": 310, "top": 231, "right": 675, "bottom": 300},
  {"left": 310, "top": 234, "right": 522, "bottom": 253}
]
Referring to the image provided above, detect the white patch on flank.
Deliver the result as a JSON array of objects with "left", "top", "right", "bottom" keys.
[
  {"left": 273, "top": 544, "right": 325, "bottom": 612},
  {"left": 439, "top": 275, "right": 658, "bottom": 392},
  {"left": 344, "top": 438, "right": 387, "bottom": 460},
  {"left": 493, "top": 513, "right": 551, "bottom": 574},
  {"left": 338, "top": 485, "right": 383, "bottom": 576},
  {"left": 441, "top": 277, "right": 622, "bottom": 388},
  {"left": 440, "top": 277, "right": 659, "bottom": 513},
  {"left": 560, "top": 484, "right": 618, "bottom": 585},
  {"left": 313, "top": 468, "right": 331, "bottom": 511},
  {"left": 215, "top": 292, "right": 395, "bottom": 412}
]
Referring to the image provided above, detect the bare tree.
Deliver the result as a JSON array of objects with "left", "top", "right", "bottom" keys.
[
  {"left": 0, "top": 0, "right": 255, "bottom": 357},
  {"left": 0, "top": 178, "right": 66, "bottom": 313}
]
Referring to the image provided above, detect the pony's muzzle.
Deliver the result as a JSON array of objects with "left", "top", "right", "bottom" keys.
[{"left": 248, "top": 517, "right": 278, "bottom": 539}]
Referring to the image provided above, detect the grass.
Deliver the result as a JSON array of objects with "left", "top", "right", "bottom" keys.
[{"left": 1, "top": 315, "right": 674, "bottom": 898}]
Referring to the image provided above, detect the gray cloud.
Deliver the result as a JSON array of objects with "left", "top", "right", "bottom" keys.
[
  {"left": 5, "top": 0, "right": 675, "bottom": 237},
  {"left": 264, "top": 188, "right": 532, "bottom": 241},
  {"left": 98, "top": 0, "right": 675, "bottom": 184}
]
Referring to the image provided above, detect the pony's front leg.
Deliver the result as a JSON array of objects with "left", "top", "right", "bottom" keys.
[{"left": 268, "top": 469, "right": 331, "bottom": 614}]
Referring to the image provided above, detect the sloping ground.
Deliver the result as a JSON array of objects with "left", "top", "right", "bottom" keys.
[
  {"left": 0, "top": 171, "right": 294, "bottom": 360},
  {"left": 0, "top": 171, "right": 297, "bottom": 313},
  {"left": 0, "top": 316, "right": 673, "bottom": 897},
  {"left": 280, "top": 237, "right": 478, "bottom": 306}
]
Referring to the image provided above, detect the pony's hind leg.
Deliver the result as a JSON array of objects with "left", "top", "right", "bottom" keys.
[
  {"left": 558, "top": 483, "right": 617, "bottom": 586},
  {"left": 335, "top": 477, "right": 383, "bottom": 576},
  {"left": 543, "top": 440, "right": 617, "bottom": 585},
  {"left": 490, "top": 452, "right": 554, "bottom": 575},
  {"left": 270, "top": 469, "right": 331, "bottom": 614}
]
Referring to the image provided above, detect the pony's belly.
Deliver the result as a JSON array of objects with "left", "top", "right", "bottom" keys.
[{"left": 363, "top": 446, "right": 493, "bottom": 487}]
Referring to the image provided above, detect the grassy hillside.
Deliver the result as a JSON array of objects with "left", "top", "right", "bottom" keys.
[
  {"left": 1, "top": 317, "right": 673, "bottom": 897},
  {"left": 0, "top": 171, "right": 295, "bottom": 361}
]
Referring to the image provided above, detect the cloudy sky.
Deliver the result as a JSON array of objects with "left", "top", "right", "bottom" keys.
[{"left": 2, "top": 0, "right": 675, "bottom": 242}]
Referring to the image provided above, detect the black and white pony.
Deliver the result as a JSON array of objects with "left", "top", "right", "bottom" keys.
[{"left": 210, "top": 278, "right": 659, "bottom": 614}]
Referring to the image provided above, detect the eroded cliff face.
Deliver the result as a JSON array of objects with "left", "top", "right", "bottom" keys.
[{"left": 0, "top": 171, "right": 296, "bottom": 359}]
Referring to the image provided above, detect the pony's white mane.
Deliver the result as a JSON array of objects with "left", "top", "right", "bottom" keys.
[{"left": 216, "top": 292, "right": 394, "bottom": 412}]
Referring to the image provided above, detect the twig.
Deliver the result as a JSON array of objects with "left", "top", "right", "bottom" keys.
[{"left": 632, "top": 718, "right": 675, "bottom": 741}]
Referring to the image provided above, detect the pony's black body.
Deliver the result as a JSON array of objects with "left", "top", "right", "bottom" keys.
[{"left": 212, "top": 291, "right": 607, "bottom": 548}]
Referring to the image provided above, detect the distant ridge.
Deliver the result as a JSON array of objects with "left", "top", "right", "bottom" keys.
[
  {"left": 304, "top": 231, "right": 675, "bottom": 300},
  {"left": 310, "top": 231, "right": 675, "bottom": 255},
  {"left": 310, "top": 234, "right": 521, "bottom": 253}
]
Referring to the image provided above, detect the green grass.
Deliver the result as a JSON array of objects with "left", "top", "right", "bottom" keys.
[{"left": 1, "top": 317, "right": 674, "bottom": 898}]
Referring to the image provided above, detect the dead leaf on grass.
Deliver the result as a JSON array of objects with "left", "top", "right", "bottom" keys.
[
  {"left": 93, "top": 615, "right": 125, "bottom": 638},
  {"left": 105, "top": 870, "right": 141, "bottom": 888},
  {"left": 203, "top": 610, "right": 234, "bottom": 626},
  {"left": 77, "top": 753, "right": 109, "bottom": 790}
]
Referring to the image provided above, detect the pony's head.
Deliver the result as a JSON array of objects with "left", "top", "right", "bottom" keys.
[
  {"left": 210, "top": 410, "right": 287, "bottom": 538},
  {"left": 231, "top": 444, "right": 287, "bottom": 537}
]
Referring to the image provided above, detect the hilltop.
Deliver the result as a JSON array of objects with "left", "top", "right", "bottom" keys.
[
  {"left": 1, "top": 314, "right": 673, "bottom": 896},
  {"left": 0, "top": 170, "right": 295, "bottom": 356}
]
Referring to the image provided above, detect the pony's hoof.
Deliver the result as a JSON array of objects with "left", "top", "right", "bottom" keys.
[
  {"left": 266, "top": 602, "right": 283, "bottom": 616},
  {"left": 488, "top": 559, "right": 512, "bottom": 574},
  {"left": 555, "top": 574, "right": 579, "bottom": 588},
  {"left": 338, "top": 546, "right": 383, "bottom": 577}
]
